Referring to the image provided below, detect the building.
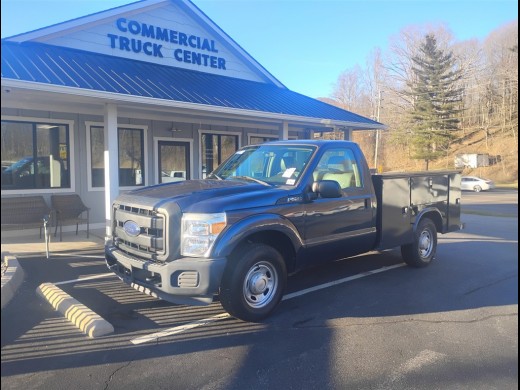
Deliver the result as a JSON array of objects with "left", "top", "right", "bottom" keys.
[{"left": 1, "top": 0, "right": 384, "bottom": 235}]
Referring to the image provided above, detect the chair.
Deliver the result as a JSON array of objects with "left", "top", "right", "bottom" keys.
[{"left": 51, "top": 194, "right": 90, "bottom": 241}]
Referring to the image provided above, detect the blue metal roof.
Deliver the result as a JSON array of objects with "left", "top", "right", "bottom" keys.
[{"left": 1, "top": 41, "right": 382, "bottom": 127}]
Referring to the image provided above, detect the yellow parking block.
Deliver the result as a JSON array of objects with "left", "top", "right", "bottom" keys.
[{"left": 36, "top": 282, "right": 114, "bottom": 338}]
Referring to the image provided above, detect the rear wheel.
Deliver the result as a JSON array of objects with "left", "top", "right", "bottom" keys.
[
  {"left": 401, "top": 218, "right": 437, "bottom": 268},
  {"left": 219, "top": 243, "right": 287, "bottom": 322}
]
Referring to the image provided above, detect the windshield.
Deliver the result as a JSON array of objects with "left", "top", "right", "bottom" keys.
[{"left": 210, "top": 144, "right": 316, "bottom": 186}]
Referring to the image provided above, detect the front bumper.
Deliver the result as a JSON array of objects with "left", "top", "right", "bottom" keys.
[{"left": 105, "top": 242, "right": 227, "bottom": 306}]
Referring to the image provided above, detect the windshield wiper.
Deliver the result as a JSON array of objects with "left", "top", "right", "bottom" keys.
[{"left": 230, "top": 176, "right": 271, "bottom": 186}]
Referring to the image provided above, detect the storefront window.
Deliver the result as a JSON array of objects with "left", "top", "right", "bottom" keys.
[
  {"left": 249, "top": 136, "right": 278, "bottom": 145},
  {"left": 90, "top": 126, "right": 145, "bottom": 187},
  {"left": 1, "top": 121, "right": 70, "bottom": 190},
  {"left": 201, "top": 133, "right": 238, "bottom": 177}
]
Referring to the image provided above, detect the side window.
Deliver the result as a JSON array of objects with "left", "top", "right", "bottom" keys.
[{"left": 312, "top": 148, "right": 362, "bottom": 190}]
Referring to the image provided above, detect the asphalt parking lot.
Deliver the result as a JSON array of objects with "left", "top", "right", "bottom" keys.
[{"left": 1, "top": 190, "right": 518, "bottom": 390}]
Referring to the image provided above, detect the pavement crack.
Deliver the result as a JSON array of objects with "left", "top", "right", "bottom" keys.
[
  {"left": 104, "top": 359, "right": 134, "bottom": 390},
  {"left": 291, "top": 312, "right": 518, "bottom": 329},
  {"left": 463, "top": 274, "right": 518, "bottom": 295}
]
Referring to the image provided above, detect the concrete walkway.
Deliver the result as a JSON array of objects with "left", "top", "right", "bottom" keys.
[
  {"left": 1, "top": 227, "right": 116, "bottom": 337},
  {"left": 1, "top": 228, "right": 106, "bottom": 309}
]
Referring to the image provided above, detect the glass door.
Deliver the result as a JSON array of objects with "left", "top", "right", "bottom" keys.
[{"left": 158, "top": 141, "right": 190, "bottom": 184}]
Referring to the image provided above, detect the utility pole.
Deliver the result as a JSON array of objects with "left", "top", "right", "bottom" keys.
[{"left": 374, "top": 89, "right": 383, "bottom": 171}]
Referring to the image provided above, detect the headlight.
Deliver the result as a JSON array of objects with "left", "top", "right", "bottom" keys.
[{"left": 181, "top": 213, "right": 226, "bottom": 257}]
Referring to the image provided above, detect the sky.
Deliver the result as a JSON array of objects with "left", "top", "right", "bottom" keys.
[{"left": 1, "top": 0, "right": 518, "bottom": 98}]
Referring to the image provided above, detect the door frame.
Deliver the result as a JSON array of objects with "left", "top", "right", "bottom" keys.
[{"left": 153, "top": 137, "right": 193, "bottom": 184}]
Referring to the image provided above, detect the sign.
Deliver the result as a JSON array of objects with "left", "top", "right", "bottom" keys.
[
  {"left": 107, "top": 18, "right": 227, "bottom": 70},
  {"left": 59, "top": 143, "right": 67, "bottom": 159}
]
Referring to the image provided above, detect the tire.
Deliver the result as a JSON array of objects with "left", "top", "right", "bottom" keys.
[
  {"left": 474, "top": 185, "right": 482, "bottom": 192},
  {"left": 219, "top": 243, "right": 287, "bottom": 322},
  {"left": 401, "top": 218, "right": 437, "bottom": 268}
]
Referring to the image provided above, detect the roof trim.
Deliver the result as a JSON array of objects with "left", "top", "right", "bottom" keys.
[
  {"left": 4, "top": 0, "right": 157, "bottom": 41},
  {"left": 1, "top": 78, "right": 386, "bottom": 130}
]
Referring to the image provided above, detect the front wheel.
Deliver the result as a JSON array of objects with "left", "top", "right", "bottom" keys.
[
  {"left": 474, "top": 185, "right": 482, "bottom": 192},
  {"left": 219, "top": 243, "right": 287, "bottom": 322},
  {"left": 401, "top": 218, "right": 437, "bottom": 268}
]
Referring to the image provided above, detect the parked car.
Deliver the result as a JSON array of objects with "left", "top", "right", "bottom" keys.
[
  {"left": 161, "top": 170, "right": 187, "bottom": 183},
  {"left": 1, "top": 156, "right": 66, "bottom": 189},
  {"left": 461, "top": 176, "right": 495, "bottom": 192}
]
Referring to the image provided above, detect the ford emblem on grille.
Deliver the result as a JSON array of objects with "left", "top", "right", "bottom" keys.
[{"left": 123, "top": 220, "right": 141, "bottom": 237}]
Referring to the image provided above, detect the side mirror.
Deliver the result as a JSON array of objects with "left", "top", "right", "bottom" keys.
[{"left": 312, "top": 180, "right": 342, "bottom": 198}]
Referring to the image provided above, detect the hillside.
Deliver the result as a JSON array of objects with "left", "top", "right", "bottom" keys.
[{"left": 350, "top": 126, "right": 518, "bottom": 185}]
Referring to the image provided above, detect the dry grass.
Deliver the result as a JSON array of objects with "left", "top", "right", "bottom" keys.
[{"left": 352, "top": 126, "right": 518, "bottom": 184}]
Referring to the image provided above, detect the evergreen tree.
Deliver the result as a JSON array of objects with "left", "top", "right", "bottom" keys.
[{"left": 408, "top": 34, "right": 463, "bottom": 170}]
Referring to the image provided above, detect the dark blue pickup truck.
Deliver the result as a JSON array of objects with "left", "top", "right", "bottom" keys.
[{"left": 106, "top": 140, "right": 463, "bottom": 321}]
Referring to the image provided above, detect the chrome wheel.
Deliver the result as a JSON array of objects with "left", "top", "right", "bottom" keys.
[
  {"left": 243, "top": 261, "right": 278, "bottom": 308},
  {"left": 401, "top": 218, "right": 437, "bottom": 268},
  {"left": 418, "top": 229, "right": 433, "bottom": 259},
  {"left": 220, "top": 243, "right": 287, "bottom": 322}
]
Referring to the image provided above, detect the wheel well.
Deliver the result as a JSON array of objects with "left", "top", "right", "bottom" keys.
[
  {"left": 419, "top": 211, "right": 443, "bottom": 234},
  {"left": 231, "top": 230, "right": 296, "bottom": 273}
]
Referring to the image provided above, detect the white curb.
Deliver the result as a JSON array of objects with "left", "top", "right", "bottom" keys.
[{"left": 1, "top": 254, "right": 25, "bottom": 309}]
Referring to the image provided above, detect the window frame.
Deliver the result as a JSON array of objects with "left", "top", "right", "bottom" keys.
[
  {"left": 313, "top": 147, "right": 364, "bottom": 191},
  {"left": 86, "top": 121, "right": 148, "bottom": 191},
  {"left": 198, "top": 129, "right": 241, "bottom": 179},
  {"left": 1, "top": 116, "right": 75, "bottom": 195}
]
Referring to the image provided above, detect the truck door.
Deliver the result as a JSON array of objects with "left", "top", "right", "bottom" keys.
[{"left": 303, "top": 147, "right": 376, "bottom": 265}]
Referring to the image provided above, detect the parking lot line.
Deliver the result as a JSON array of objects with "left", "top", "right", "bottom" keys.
[
  {"left": 282, "top": 263, "right": 405, "bottom": 301},
  {"left": 131, "top": 313, "right": 231, "bottom": 345},
  {"left": 54, "top": 272, "right": 116, "bottom": 286},
  {"left": 129, "top": 263, "right": 405, "bottom": 345}
]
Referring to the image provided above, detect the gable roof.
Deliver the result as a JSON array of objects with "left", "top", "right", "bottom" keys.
[
  {"left": 1, "top": 41, "right": 383, "bottom": 128},
  {"left": 1, "top": 0, "right": 384, "bottom": 129},
  {"left": 4, "top": 0, "right": 285, "bottom": 87}
]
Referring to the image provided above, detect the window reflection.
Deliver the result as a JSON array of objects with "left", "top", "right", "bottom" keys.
[
  {"left": 90, "top": 126, "right": 145, "bottom": 187},
  {"left": 201, "top": 133, "right": 238, "bottom": 178},
  {"left": 1, "top": 121, "right": 70, "bottom": 190}
]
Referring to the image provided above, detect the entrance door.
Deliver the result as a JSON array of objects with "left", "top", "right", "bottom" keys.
[{"left": 158, "top": 141, "right": 190, "bottom": 184}]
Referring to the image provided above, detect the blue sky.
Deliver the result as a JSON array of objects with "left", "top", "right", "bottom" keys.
[{"left": 1, "top": 0, "right": 518, "bottom": 98}]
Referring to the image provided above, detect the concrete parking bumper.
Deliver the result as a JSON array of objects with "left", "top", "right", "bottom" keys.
[
  {"left": 2, "top": 228, "right": 114, "bottom": 338},
  {"left": 36, "top": 282, "right": 114, "bottom": 338}
]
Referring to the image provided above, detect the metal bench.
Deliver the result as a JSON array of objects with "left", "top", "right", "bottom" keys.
[
  {"left": 1, "top": 196, "right": 52, "bottom": 235},
  {"left": 51, "top": 194, "right": 90, "bottom": 242},
  {"left": 1, "top": 196, "right": 53, "bottom": 257}
]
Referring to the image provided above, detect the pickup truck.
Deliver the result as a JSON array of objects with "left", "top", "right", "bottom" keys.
[{"left": 105, "top": 140, "right": 463, "bottom": 321}]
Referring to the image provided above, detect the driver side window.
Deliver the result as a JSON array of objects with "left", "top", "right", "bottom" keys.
[{"left": 313, "top": 148, "right": 362, "bottom": 189}]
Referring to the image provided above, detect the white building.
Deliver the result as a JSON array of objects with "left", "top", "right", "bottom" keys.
[{"left": 1, "top": 0, "right": 384, "bottom": 233}]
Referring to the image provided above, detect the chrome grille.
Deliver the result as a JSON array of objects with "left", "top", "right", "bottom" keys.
[{"left": 113, "top": 204, "right": 165, "bottom": 259}]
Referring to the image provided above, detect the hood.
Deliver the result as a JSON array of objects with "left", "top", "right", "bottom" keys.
[{"left": 120, "top": 179, "right": 295, "bottom": 213}]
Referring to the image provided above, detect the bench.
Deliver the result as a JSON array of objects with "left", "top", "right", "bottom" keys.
[
  {"left": 1, "top": 196, "right": 53, "bottom": 238},
  {"left": 51, "top": 194, "right": 90, "bottom": 242}
]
